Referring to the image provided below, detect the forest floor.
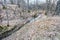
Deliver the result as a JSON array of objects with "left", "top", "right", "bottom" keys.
[{"left": 2, "top": 15, "right": 60, "bottom": 40}]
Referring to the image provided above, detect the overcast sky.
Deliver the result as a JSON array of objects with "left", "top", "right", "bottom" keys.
[
  {"left": 1, "top": 0, "right": 46, "bottom": 3},
  {"left": 29, "top": 0, "right": 46, "bottom": 2},
  {"left": 25, "top": 0, "right": 46, "bottom": 4},
  {"left": 28, "top": 0, "right": 45, "bottom": 2}
]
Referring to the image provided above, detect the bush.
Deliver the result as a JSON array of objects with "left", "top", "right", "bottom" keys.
[
  {"left": 28, "top": 10, "right": 30, "bottom": 13},
  {"left": 3, "top": 6, "right": 7, "bottom": 9},
  {"left": 22, "top": 10, "right": 24, "bottom": 12},
  {"left": 0, "top": 26, "right": 3, "bottom": 32},
  {"left": 45, "top": 12, "right": 47, "bottom": 15},
  {"left": 0, "top": 26, "right": 8, "bottom": 32},
  {"left": 3, "top": 26, "right": 8, "bottom": 31},
  {"left": 32, "top": 14, "right": 37, "bottom": 18}
]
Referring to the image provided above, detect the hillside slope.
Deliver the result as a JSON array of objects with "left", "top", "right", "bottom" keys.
[{"left": 3, "top": 16, "right": 60, "bottom": 40}]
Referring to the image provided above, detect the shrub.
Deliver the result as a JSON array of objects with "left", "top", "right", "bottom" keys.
[
  {"left": 0, "top": 26, "right": 8, "bottom": 32},
  {"left": 3, "top": 26, "right": 8, "bottom": 31},
  {"left": 0, "top": 26, "right": 3, "bottom": 32},
  {"left": 32, "top": 14, "right": 37, "bottom": 18},
  {"left": 45, "top": 12, "right": 47, "bottom": 15},
  {"left": 28, "top": 10, "right": 30, "bottom": 13},
  {"left": 3, "top": 5, "right": 7, "bottom": 9}
]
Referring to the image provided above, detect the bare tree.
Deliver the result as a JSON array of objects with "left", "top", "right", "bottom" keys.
[
  {"left": 17, "top": 0, "right": 26, "bottom": 9},
  {"left": 55, "top": 0, "right": 60, "bottom": 15},
  {"left": 27, "top": 0, "right": 29, "bottom": 9},
  {"left": 45, "top": 0, "right": 53, "bottom": 16},
  {"left": 36, "top": 0, "right": 38, "bottom": 10},
  {"left": 0, "top": 8, "right": 4, "bottom": 26},
  {"left": 17, "top": 0, "right": 20, "bottom": 7},
  {"left": 6, "top": 9, "right": 9, "bottom": 26},
  {"left": 10, "top": 0, "right": 14, "bottom": 4},
  {"left": 0, "top": 15, "right": 3, "bottom": 26},
  {"left": 27, "top": 0, "right": 30, "bottom": 12},
  {"left": 4, "top": 0, "right": 6, "bottom": 4},
  {"left": 51, "top": 0, "right": 56, "bottom": 15},
  {"left": 45, "top": 0, "right": 57, "bottom": 16},
  {"left": 33, "top": 0, "right": 36, "bottom": 10}
]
